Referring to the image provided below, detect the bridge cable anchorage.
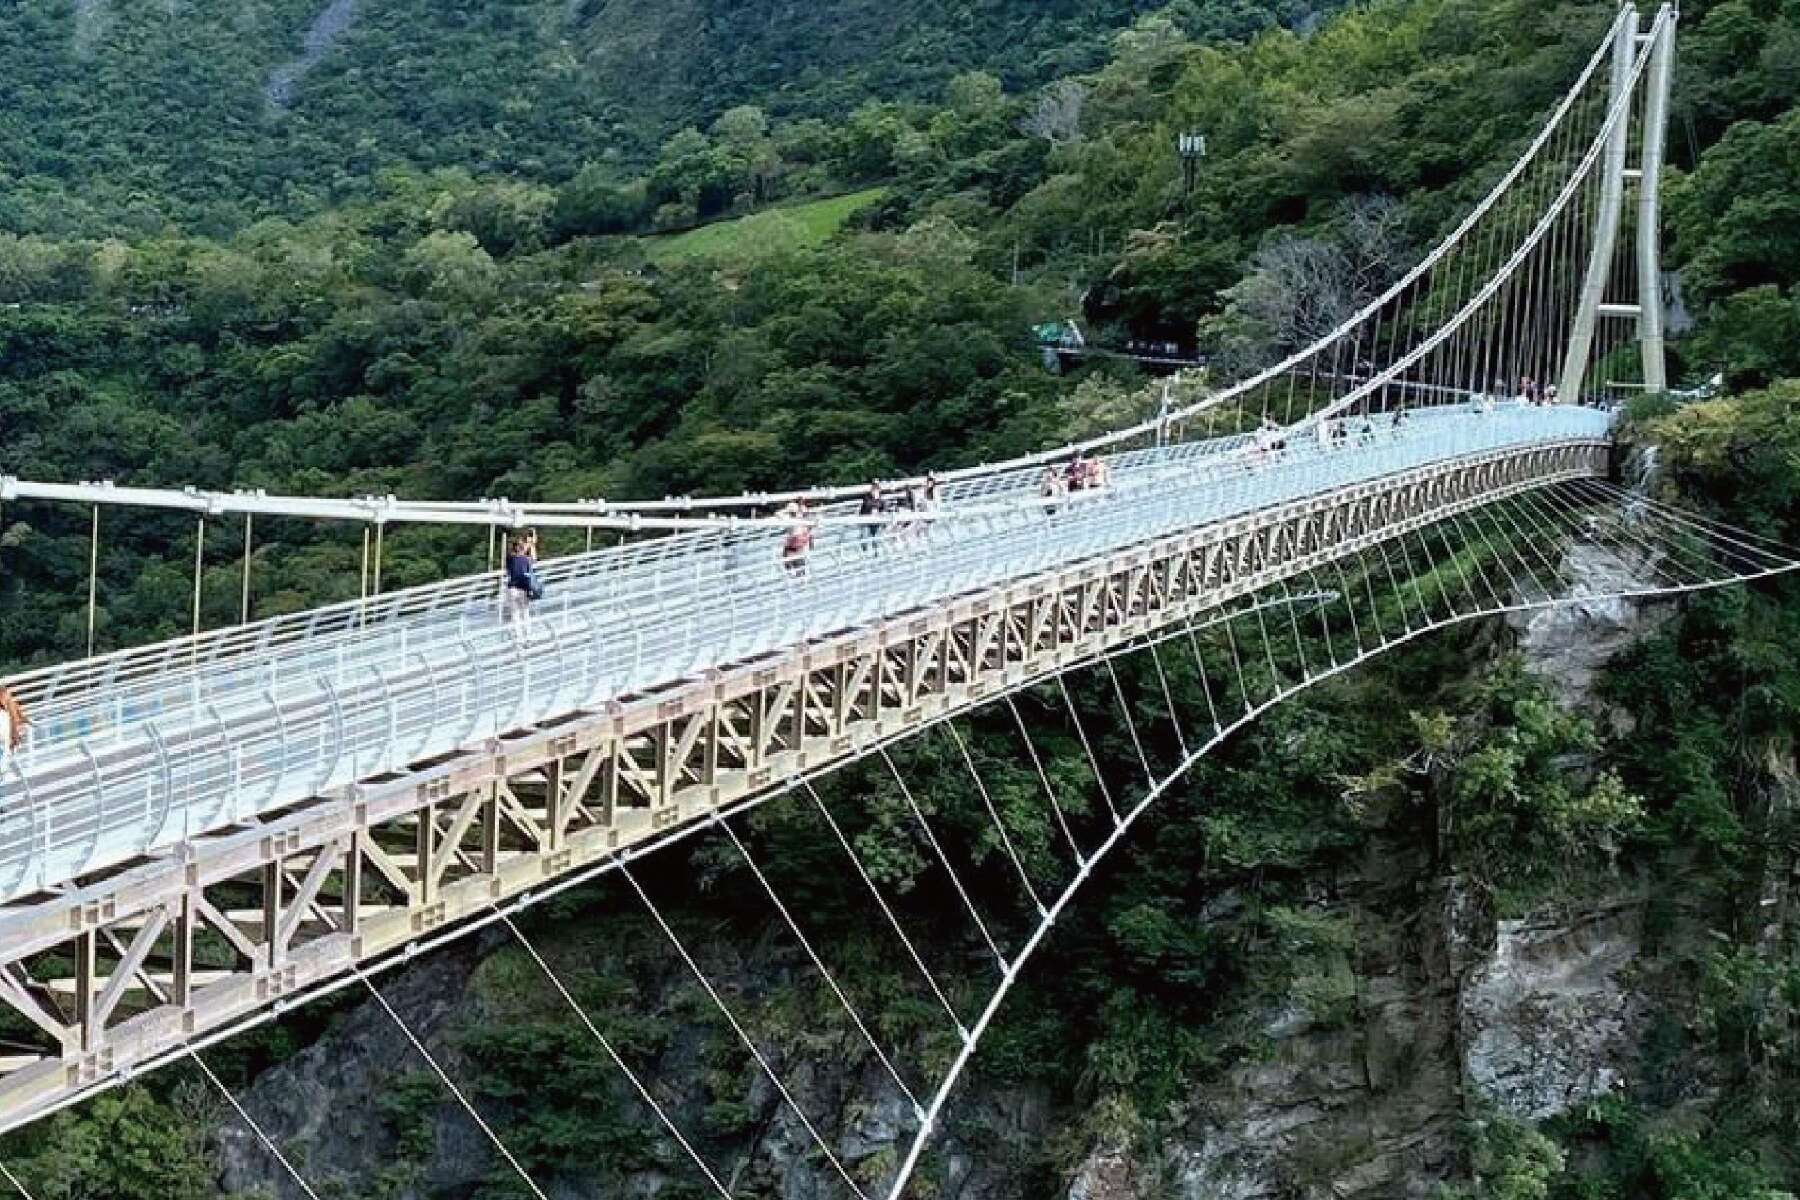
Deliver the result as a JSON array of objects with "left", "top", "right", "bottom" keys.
[
  {"left": 715, "top": 817, "right": 926, "bottom": 1115},
  {"left": 941, "top": 722, "right": 1049, "bottom": 918},
  {"left": 1592, "top": 480, "right": 1800, "bottom": 573},
  {"left": 801, "top": 782, "right": 969, "bottom": 1040},
  {"left": 879, "top": 748, "right": 1009, "bottom": 973},
  {"left": 352, "top": 968, "right": 551, "bottom": 1200},
  {"left": 1549, "top": 484, "right": 1725, "bottom": 588},
  {"left": 615, "top": 860, "right": 874, "bottom": 1200},
  {"left": 493, "top": 911, "right": 735, "bottom": 1200},
  {"left": 1553, "top": 487, "right": 1705, "bottom": 585},
  {"left": 187, "top": 1045, "right": 325, "bottom": 1200},
  {"left": 1618, "top": 481, "right": 1800, "bottom": 561},
  {"left": 1592, "top": 489, "right": 1741, "bottom": 581},
  {"left": 1568, "top": 480, "right": 1775, "bottom": 581},
  {"left": 1004, "top": 695, "right": 1087, "bottom": 869}
]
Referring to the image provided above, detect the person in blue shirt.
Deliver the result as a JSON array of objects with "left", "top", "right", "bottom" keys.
[{"left": 502, "top": 530, "right": 541, "bottom": 641}]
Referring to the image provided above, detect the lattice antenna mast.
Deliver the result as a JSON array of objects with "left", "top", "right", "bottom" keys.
[{"left": 1560, "top": 3, "right": 1677, "bottom": 402}]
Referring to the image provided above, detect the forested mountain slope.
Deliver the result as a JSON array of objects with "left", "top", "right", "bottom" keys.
[{"left": 0, "top": 0, "right": 1316, "bottom": 236}]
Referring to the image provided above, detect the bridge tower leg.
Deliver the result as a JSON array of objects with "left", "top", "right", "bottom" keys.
[
  {"left": 1559, "top": 7, "right": 1639, "bottom": 406},
  {"left": 1634, "top": 6, "right": 1677, "bottom": 394},
  {"left": 1561, "top": 4, "right": 1678, "bottom": 403}
]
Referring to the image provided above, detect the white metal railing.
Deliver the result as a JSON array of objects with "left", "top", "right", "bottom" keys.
[{"left": 0, "top": 404, "right": 1611, "bottom": 900}]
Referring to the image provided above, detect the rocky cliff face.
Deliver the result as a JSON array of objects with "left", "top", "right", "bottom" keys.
[
  {"left": 1460, "top": 903, "right": 1645, "bottom": 1122},
  {"left": 1064, "top": 528, "right": 1671, "bottom": 1199},
  {"left": 1067, "top": 884, "right": 1647, "bottom": 1199},
  {"left": 217, "top": 942, "right": 496, "bottom": 1199}
]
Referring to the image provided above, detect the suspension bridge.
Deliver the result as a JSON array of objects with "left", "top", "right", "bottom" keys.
[{"left": 0, "top": 6, "right": 1791, "bottom": 1196}]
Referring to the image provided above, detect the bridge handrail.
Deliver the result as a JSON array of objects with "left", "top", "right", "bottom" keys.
[{"left": 1, "top": 428, "right": 1268, "bottom": 725}]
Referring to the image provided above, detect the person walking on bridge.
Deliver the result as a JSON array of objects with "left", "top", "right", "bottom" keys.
[
  {"left": 1066, "top": 452, "right": 1093, "bottom": 493},
  {"left": 502, "top": 530, "right": 542, "bottom": 643},
  {"left": 918, "top": 472, "right": 943, "bottom": 543},
  {"left": 781, "top": 501, "right": 816, "bottom": 577},
  {"left": 0, "top": 686, "right": 29, "bottom": 765},
  {"left": 858, "top": 483, "right": 885, "bottom": 552}
]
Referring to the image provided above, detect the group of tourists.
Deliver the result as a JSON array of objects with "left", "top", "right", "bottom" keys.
[
  {"left": 847, "top": 475, "right": 945, "bottom": 551},
  {"left": 1036, "top": 452, "right": 1112, "bottom": 511},
  {"left": 779, "top": 472, "right": 949, "bottom": 575},
  {"left": 493, "top": 372, "right": 1576, "bottom": 618},
  {"left": 1473, "top": 376, "right": 1564, "bottom": 412},
  {"left": 1515, "top": 376, "right": 1560, "bottom": 405}
]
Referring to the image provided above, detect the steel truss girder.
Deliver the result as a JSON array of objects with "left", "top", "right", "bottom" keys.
[{"left": 0, "top": 440, "right": 1608, "bottom": 1130}]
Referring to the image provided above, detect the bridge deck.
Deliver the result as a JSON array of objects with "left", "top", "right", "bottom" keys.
[{"left": 0, "top": 405, "right": 1610, "bottom": 902}]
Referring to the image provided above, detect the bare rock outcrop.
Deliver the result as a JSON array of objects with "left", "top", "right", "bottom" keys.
[
  {"left": 1459, "top": 903, "right": 1644, "bottom": 1120},
  {"left": 1509, "top": 538, "right": 1673, "bottom": 709},
  {"left": 266, "top": 0, "right": 359, "bottom": 111}
]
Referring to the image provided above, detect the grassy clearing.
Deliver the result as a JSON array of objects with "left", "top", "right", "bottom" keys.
[{"left": 644, "top": 188, "right": 888, "bottom": 264}]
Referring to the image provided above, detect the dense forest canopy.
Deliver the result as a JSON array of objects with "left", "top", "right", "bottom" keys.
[
  {"left": 5, "top": 0, "right": 1800, "bottom": 1196},
  {"left": 0, "top": 0, "right": 1321, "bottom": 237}
]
